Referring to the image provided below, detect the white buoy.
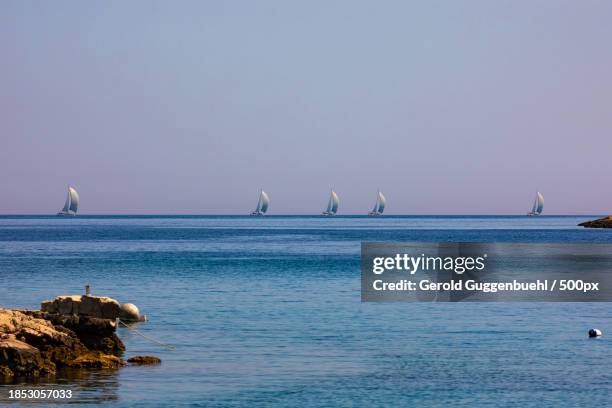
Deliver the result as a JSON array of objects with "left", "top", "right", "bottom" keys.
[
  {"left": 120, "top": 303, "right": 142, "bottom": 322},
  {"left": 589, "top": 328, "right": 602, "bottom": 338}
]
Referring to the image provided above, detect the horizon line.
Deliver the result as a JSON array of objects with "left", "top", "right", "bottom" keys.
[{"left": 0, "top": 213, "right": 605, "bottom": 217}]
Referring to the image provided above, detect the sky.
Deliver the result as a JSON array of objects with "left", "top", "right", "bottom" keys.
[{"left": 1, "top": 0, "right": 611, "bottom": 214}]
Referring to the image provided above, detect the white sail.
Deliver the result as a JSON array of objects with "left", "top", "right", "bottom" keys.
[
  {"left": 255, "top": 195, "right": 261, "bottom": 213},
  {"left": 61, "top": 190, "right": 71, "bottom": 213},
  {"left": 371, "top": 198, "right": 378, "bottom": 214},
  {"left": 252, "top": 190, "right": 269, "bottom": 215},
  {"left": 260, "top": 191, "right": 270, "bottom": 214},
  {"left": 528, "top": 191, "right": 544, "bottom": 215},
  {"left": 323, "top": 190, "right": 339, "bottom": 215},
  {"left": 58, "top": 186, "right": 78, "bottom": 216},
  {"left": 369, "top": 191, "right": 386, "bottom": 215},
  {"left": 536, "top": 191, "right": 544, "bottom": 214},
  {"left": 330, "top": 191, "right": 339, "bottom": 214},
  {"left": 68, "top": 187, "right": 79, "bottom": 214},
  {"left": 377, "top": 191, "right": 386, "bottom": 214},
  {"left": 325, "top": 194, "right": 333, "bottom": 213}
]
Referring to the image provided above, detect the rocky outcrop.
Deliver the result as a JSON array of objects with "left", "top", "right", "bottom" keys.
[
  {"left": 1, "top": 293, "right": 159, "bottom": 382},
  {"left": 0, "top": 336, "right": 54, "bottom": 378},
  {"left": 578, "top": 216, "right": 612, "bottom": 228},
  {"left": 41, "top": 295, "right": 144, "bottom": 322},
  {"left": 127, "top": 355, "right": 161, "bottom": 365},
  {"left": 24, "top": 311, "right": 125, "bottom": 355},
  {"left": 0, "top": 309, "right": 125, "bottom": 380}
]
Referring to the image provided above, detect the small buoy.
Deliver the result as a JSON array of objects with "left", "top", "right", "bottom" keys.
[
  {"left": 589, "top": 328, "right": 602, "bottom": 338},
  {"left": 120, "top": 303, "right": 141, "bottom": 322}
]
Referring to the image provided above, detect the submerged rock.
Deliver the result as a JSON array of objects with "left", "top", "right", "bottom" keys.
[
  {"left": 578, "top": 216, "right": 612, "bottom": 228},
  {"left": 127, "top": 355, "right": 161, "bottom": 365},
  {"left": 69, "top": 352, "right": 124, "bottom": 369},
  {"left": 0, "top": 309, "right": 125, "bottom": 380}
]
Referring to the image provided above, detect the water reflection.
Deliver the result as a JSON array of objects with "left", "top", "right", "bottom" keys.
[{"left": 0, "top": 368, "right": 119, "bottom": 404}]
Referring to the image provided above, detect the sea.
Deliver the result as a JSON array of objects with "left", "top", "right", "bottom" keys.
[{"left": 1, "top": 215, "right": 612, "bottom": 407}]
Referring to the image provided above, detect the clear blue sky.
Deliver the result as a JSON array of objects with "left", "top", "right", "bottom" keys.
[{"left": 1, "top": 0, "right": 611, "bottom": 214}]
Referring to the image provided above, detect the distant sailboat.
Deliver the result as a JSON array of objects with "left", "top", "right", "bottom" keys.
[
  {"left": 251, "top": 190, "right": 270, "bottom": 216},
  {"left": 527, "top": 191, "right": 544, "bottom": 216},
  {"left": 368, "top": 191, "right": 386, "bottom": 216},
  {"left": 57, "top": 186, "right": 80, "bottom": 216},
  {"left": 322, "top": 190, "right": 339, "bottom": 216}
]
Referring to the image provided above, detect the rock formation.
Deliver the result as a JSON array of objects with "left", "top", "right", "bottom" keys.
[
  {"left": 1, "top": 293, "right": 158, "bottom": 382},
  {"left": 25, "top": 311, "right": 125, "bottom": 355},
  {"left": 578, "top": 216, "right": 612, "bottom": 228},
  {"left": 0, "top": 309, "right": 125, "bottom": 380},
  {"left": 127, "top": 355, "right": 162, "bottom": 365}
]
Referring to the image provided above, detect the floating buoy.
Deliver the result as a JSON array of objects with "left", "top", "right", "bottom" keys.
[
  {"left": 120, "top": 303, "right": 142, "bottom": 322},
  {"left": 589, "top": 328, "right": 602, "bottom": 338}
]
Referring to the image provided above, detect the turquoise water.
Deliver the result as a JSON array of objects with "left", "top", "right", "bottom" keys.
[{"left": 1, "top": 215, "right": 612, "bottom": 407}]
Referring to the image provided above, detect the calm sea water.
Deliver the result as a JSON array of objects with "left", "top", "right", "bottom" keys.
[{"left": 1, "top": 215, "right": 612, "bottom": 407}]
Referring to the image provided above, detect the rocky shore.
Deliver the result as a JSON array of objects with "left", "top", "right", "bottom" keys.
[
  {"left": 1, "top": 294, "right": 159, "bottom": 381},
  {"left": 578, "top": 216, "right": 612, "bottom": 228}
]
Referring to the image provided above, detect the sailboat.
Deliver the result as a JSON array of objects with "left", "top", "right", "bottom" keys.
[
  {"left": 368, "top": 191, "right": 386, "bottom": 216},
  {"left": 251, "top": 190, "right": 270, "bottom": 216},
  {"left": 322, "top": 190, "right": 339, "bottom": 216},
  {"left": 57, "top": 186, "right": 80, "bottom": 216},
  {"left": 527, "top": 191, "right": 544, "bottom": 216}
]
